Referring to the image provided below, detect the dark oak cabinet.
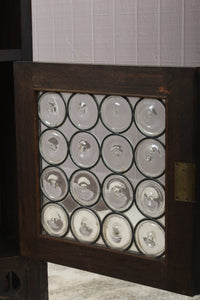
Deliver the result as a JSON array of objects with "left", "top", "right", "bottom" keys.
[
  {"left": 1, "top": 0, "right": 200, "bottom": 297},
  {"left": 13, "top": 62, "right": 200, "bottom": 296}
]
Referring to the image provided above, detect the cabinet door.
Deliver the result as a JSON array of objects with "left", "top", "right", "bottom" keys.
[{"left": 14, "top": 62, "right": 200, "bottom": 296}]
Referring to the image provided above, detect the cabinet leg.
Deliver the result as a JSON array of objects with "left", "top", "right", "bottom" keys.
[{"left": 0, "top": 257, "right": 48, "bottom": 300}]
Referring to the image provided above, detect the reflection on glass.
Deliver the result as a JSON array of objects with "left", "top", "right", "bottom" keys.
[
  {"left": 103, "top": 174, "right": 133, "bottom": 211},
  {"left": 136, "top": 180, "right": 165, "bottom": 218},
  {"left": 100, "top": 96, "right": 132, "bottom": 132},
  {"left": 70, "top": 132, "right": 99, "bottom": 168},
  {"left": 135, "top": 219, "right": 165, "bottom": 256},
  {"left": 71, "top": 208, "right": 100, "bottom": 243},
  {"left": 39, "top": 130, "right": 68, "bottom": 164},
  {"left": 68, "top": 94, "right": 98, "bottom": 129},
  {"left": 38, "top": 92, "right": 66, "bottom": 127},
  {"left": 135, "top": 139, "right": 165, "bottom": 177},
  {"left": 102, "top": 135, "right": 133, "bottom": 172},
  {"left": 41, "top": 203, "right": 68, "bottom": 237},
  {"left": 134, "top": 98, "right": 165, "bottom": 136},
  {"left": 102, "top": 214, "right": 132, "bottom": 250},
  {"left": 40, "top": 167, "right": 68, "bottom": 201},
  {"left": 70, "top": 170, "right": 100, "bottom": 206}
]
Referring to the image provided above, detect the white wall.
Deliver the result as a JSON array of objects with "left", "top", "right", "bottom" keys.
[{"left": 32, "top": 0, "right": 200, "bottom": 66}]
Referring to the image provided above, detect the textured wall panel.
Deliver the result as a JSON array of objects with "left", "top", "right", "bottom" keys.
[
  {"left": 53, "top": 0, "right": 74, "bottom": 62},
  {"left": 137, "top": 0, "right": 159, "bottom": 65},
  {"left": 184, "top": 0, "right": 200, "bottom": 66},
  {"left": 160, "top": 0, "right": 183, "bottom": 66},
  {"left": 93, "top": 1, "right": 114, "bottom": 63},
  {"left": 32, "top": 0, "right": 200, "bottom": 66},
  {"left": 115, "top": 0, "right": 137, "bottom": 64},
  {"left": 72, "top": 0, "right": 93, "bottom": 63},
  {"left": 32, "top": 0, "right": 55, "bottom": 62}
]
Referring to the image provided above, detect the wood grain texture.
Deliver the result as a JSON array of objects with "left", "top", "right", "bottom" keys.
[{"left": 0, "top": 256, "right": 48, "bottom": 300}]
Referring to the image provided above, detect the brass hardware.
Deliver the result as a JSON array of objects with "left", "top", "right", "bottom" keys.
[{"left": 175, "top": 162, "right": 196, "bottom": 203}]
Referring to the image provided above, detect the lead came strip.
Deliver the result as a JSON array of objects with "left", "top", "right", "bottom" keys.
[{"left": 38, "top": 92, "right": 165, "bottom": 258}]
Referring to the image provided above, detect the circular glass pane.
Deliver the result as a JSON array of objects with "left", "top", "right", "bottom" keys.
[
  {"left": 39, "top": 130, "right": 68, "bottom": 165},
  {"left": 71, "top": 208, "right": 100, "bottom": 243},
  {"left": 136, "top": 180, "right": 165, "bottom": 218},
  {"left": 70, "top": 170, "right": 100, "bottom": 206},
  {"left": 101, "top": 135, "right": 133, "bottom": 173},
  {"left": 38, "top": 92, "right": 66, "bottom": 127},
  {"left": 70, "top": 132, "right": 100, "bottom": 168},
  {"left": 40, "top": 167, "right": 68, "bottom": 201},
  {"left": 41, "top": 203, "right": 69, "bottom": 237},
  {"left": 135, "top": 139, "right": 165, "bottom": 178},
  {"left": 134, "top": 99, "right": 165, "bottom": 137},
  {"left": 68, "top": 94, "right": 98, "bottom": 129},
  {"left": 102, "top": 214, "right": 133, "bottom": 250},
  {"left": 135, "top": 219, "right": 165, "bottom": 256},
  {"left": 100, "top": 96, "right": 132, "bottom": 132},
  {"left": 102, "top": 174, "right": 133, "bottom": 212}
]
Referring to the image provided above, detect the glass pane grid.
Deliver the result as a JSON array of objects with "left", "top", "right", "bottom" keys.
[{"left": 38, "top": 92, "right": 166, "bottom": 258}]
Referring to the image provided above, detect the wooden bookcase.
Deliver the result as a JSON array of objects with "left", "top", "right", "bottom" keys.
[{"left": 0, "top": 1, "right": 48, "bottom": 299}]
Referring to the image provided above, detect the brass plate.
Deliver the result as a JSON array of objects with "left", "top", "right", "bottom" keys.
[{"left": 175, "top": 162, "right": 196, "bottom": 203}]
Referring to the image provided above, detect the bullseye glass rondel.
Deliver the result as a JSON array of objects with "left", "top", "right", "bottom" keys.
[
  {"left": 100, "top": 96, "right": 132, "bottom": 132},
  {"left": 102, "top": 214, "right": 132, "bottom": 250},
  {"left": 71, "top": 208, "right": 100, "bottom": 243},
  {"left": 134, "top": 98, "right": 165, "bottom": 137},
  {"left": 70, "top": 132, "right": 99, "bottom": 168},
  {"left": 40, "top": 166, "right": 68, "bottom": 201},
  {"left": 136, "top": 180, "right": 165, "bottom": 218},
  {"left": 135, "top": 220, "right": 165, "bottom": 256},
  {"left": 135, "top": 139, "right": 165, "bottom": 177},
  {"left": 70, "top": 170, "right": 100, "bottom": 206},
  {"left": 39, "top": 129, "right": 68, "bottom": 165},
  {"left": 41, "top": 203, "right": 69, "bottom": 237},
  {"left": 68, "top": 94, "right": 98, "bottom": 129},
  {"left": 102, "top": 135, "right": 133, "bottom": 172},
  {"left": 103, "top": 174, "right": 133, "bottom": 212},
  {"left": 38, "top": 92, "right": 66, "bottom": 127}
]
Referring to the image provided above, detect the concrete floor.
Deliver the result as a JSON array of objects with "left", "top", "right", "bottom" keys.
[{"left": 48, "top": 263, "right": 200, "bottom": 300}]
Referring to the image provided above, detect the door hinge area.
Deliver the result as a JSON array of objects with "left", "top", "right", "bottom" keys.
[{"left": 175, "top": 162, "right": 196, "bottom": 203}]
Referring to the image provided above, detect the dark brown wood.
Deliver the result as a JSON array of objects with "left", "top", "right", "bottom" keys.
[
  {"left": 37, "top": 236, "right": 167, "bottom": 290},
  {"left": 0, "top": 0, "right": 32, "bottom": 255},
  {"left": 165, "top": 68, "right": 198, "bottom": 295},
  {"left": 32, "top": 62, "right": 172, "bottom": 98},
  {"left": 0, "top": 0, "right": 32, "bottom": 60},
  {"left": 0, "top": 2, "right": 48, "bottom": 299},
  {"left": 0, "top": 0, "right": 21, "bottom": 49},
  {"left": 0, "top": 50, "right": 22, "bottom": 62},
  {"left": 0, "top": 256, "right": 48, "bottom": 300},
  {"left": 0, "top": 62, "right": 19, "bottom": 255},
  {"left": 20, "top": 0, "right": 32, "bottom": 60},
  {"left": 14, "top": 62, "right": 200, "bottom": 296},
  {"left": 194, "top": 69, "right": 200, "bottom": 292}
]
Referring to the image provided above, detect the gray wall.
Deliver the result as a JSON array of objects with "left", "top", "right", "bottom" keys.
[{"left": 32, "top": 0, "right": 200, "bottom": 66}]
